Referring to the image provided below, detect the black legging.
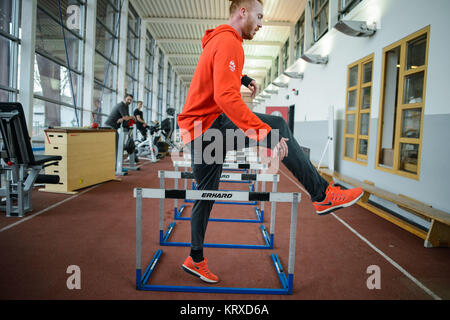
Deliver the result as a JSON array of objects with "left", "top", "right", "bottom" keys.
[{"left": 188, "top": 112, "right": 329, "bottom": 250}]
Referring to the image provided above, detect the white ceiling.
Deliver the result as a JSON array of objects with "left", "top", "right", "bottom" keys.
[{"left": 131, "top": 0, "right": 306, "bottom": 92}]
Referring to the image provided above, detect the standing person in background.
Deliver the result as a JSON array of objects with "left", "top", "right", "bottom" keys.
[
  {"left": 134, "top": 101, "right": 148, "bottom": 141},
  {"left": 105, "top": 93, "right": 136, "bottom": 164}
]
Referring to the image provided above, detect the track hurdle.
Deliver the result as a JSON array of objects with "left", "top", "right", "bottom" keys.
[
  {"left": 158, "top": 171, "right": 278, "bottom": 249},
  {"left": 159, "top": 170, "right": 279, "bottom": 223},
  {"left": 135, "top": 188, "right": 300, "bottom": 294}
]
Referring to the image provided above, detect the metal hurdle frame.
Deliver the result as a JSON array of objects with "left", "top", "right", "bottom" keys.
[
  {"left": 135, "top": 188, "right": 300, "bottom": 294},
  {"left": 173, "top": 161, "right": 269, "bottom": 205},
  {"left": 158, "top": 171, "right": 279, "bottom": 249},
  {"left": 159, "top": 170, "right": 279, "bottom": 223}
]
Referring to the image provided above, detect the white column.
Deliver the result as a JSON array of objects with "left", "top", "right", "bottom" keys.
[
  {"left": 138, "top": 21, "right": 147, "bottom": 118},
  {"left": 151, "top": 48, "right": 160, "bottom": 121},
  {"left": 161, "top": 55, "right": 168, "bottom": 117},
  {"left": 170, "top": 69, "right": 175, "bottom": 109},
  {"left": 82, "top": 0, "right": 97, "bottom": 126},
  {"left": 117, "top": 0, "right": 128, "bottom": 100},
  {"left": 18, "top": 0, "right": 37, "bottom": 135}
]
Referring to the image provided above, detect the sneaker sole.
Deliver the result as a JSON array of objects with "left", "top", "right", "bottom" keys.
[
  {"left": 316, "top": 191, "right": 364, "bottom": 216},
  {"left": 181, "top": 264, "right": 219, "bottom": 284}
]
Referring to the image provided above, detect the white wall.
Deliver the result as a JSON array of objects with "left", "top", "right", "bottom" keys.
[
  {"left": 257, "top": 0, "right": 450, "bottom": 120},
  {"left": 254, "top": 0, "right": 450, "bottom": 213}
]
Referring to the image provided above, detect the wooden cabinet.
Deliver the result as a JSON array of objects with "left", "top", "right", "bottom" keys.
[{"left": 42, "top": 128, "right": 116, "bottom": 193}]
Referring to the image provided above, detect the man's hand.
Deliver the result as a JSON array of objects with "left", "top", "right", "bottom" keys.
[
  {"left": 248, "top": 80, "right": 258, "bottom": 98},
  {"left": 272, "top": 137, "right": 289, "bottom": 160}
]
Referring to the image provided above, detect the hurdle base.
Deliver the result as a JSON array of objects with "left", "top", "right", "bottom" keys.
[
  {"left": 136, "top": 250, "right": 292, "bottom": 295},
  {"left": 160, "top": 223, "right": 273, "bottom": 249},
  {"left": 174, "top": 206, "right": 264, "bottom": 223}
]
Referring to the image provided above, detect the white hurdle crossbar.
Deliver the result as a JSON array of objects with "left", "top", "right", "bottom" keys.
[{"left": 135, "top": 187, "right": 300, "bottom": 294}]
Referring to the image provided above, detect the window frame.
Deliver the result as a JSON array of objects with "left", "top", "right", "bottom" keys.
[
  {"left": 343, "top": 53, "right": 374, "bottom": 165},
  {"left": 376, "top": 26, "right": 430, "bottom": 180},
  {"left": 295, "top": 13, "right": 305, "bottom": 60},
  {"left": 312, "top": 0, "right": 329, "bottom": 43},
  {"left": 0, "top": 0, "right": 21, "bottom": 102},
  {"left": 338, "top": 0, "right": 362, "bottom": 19}
]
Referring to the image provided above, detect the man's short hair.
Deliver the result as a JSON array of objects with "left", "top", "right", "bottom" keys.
[
  {"left": 137, "top": 101, "right": 143, "bottom": 105},
  {"left": 124, "top": 93, "right": 133, "bottom": 99},
  {"left": 229, "top": 0, "right": 263, "bottom": 15}
]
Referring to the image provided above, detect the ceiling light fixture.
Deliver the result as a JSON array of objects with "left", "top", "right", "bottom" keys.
[
  {"left": 283, "top": 71, "right": 304, "bottom": 79},
  {"left": 334, "top": 20, "right": 376, "bottom": 37},
  {"left": 272, "top": 81, "right": 288, "bottom": 88},
  {"left": 301, "top": 54, "right": 328, "bottom": 65}
]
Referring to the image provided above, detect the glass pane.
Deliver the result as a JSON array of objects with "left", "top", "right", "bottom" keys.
[
  {"left": 0, "top": 0, "right": 13, "bottom": 34},
  {"left": 406, "top": 34, "right": 427, "bottom": 70},
  {"left": 401, "top": 108, "right": 421, "bottom": 138},
  {"left": 349, "top": 65, "right": 358, "bottom": 87},
  {"left": 345, "top": 137, "right": 354, "bottom": 158},
  {"left": 361, "top": 87, "right": 371, "bottom": 109},
  {"left": 94, "top": 53, "right": 115, "bottom": 88},
  {"left": 318, "top": 4, "right": 329, "bottom": 36},
  {"left": 60, "top": 104, "right": 81, "bottom": 127},
  {"left": 348, "top": 90, "right": 357, "bottom": 110},
  {"left": 97, "top": 0, "right": 119, "bottom": 29},
  {"left": 95, "top": 22, "right": 118, "bottom": 61},
  {"left": 363, "top": 61, "right": 372, "bottom": 83},
  {"left": 0, "top": 88, "right": 12, "bottom": 102},
  {"left": 346, "top": 114, "right": 355, "bottom": 134},
  {"left": 0, "top": 36, "right": 12, "bottom": 88},
  {"left": 403, "top": 71, "right": 424, "bottom": 104},
  {"left": 93, "top": 83, "right": 116, "bottom": 123},
  {"left": 37, "top": 0, "right": 84, "bottom": 37},
  {"left": 36, "top": 8, "right": 82, "bottom": 72},
  {"left": 358, "top": 139, "right": 368, "bottom": 155},
  {"left": 380, "top": 148, "right": 393, "bottom": 168},
  {"left": 359, "top": 113, "right": 369, "bottom": 135},
  {"left": 34, "top": 53, "right": 81, "bottom": 106},
  {"left": 400, "top": 143, "right": 419, "bottom": 174}
]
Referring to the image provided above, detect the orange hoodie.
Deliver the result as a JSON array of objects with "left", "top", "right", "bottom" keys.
[{"left": 177, "top": 24, "right": 272, "bottom": 145}]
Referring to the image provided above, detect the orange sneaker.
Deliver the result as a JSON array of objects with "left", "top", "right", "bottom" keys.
[
  {"left": 182, "top": 256, "right": 219, "bottom": 283},
  {"left": 313, "top": 182, "right": 363, "bottom": 215}
]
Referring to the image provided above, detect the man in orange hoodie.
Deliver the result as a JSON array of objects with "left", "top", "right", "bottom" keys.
[{"left": 178, "top": 0, "right": 363, "bottom": 284}]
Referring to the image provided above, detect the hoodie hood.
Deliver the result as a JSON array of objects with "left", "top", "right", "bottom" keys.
[{"left": 202, "top": 24, "right": 243, "bottom": 48}]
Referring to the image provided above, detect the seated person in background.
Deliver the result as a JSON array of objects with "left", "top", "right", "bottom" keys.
[{"left": 134, "top": 101, "right": 148, "bottom": 140}]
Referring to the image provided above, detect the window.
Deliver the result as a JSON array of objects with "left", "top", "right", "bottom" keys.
[
  {"left": 295, "top": 13, "right": 305, "bottom": 60},
  {"left": 343, "top": 54, "right": 374, "bottom": 164},
  {"left": 377, "top": 26, "right": 429, "bottom": 179},
  {"left": 282, "top": 39, "right": 289, "bottom": 73},
  {"left": 144, "top": 30, "right": 155, "bottom": 122},
  {"left": 0, "top": 0, "right": 21, "bottom": 102},
  {"left": 126, "top": 3, "right": 140, "bottom": 111},
  {"left": 339, "top": 0, "right": 362, "bottom": 19},
  {"left": 34, "top": 0, "right": 85, "bottom": 141},
  {"left": 94, "top": 0, "right": 120, "bottom": 125},
  {"left": 273, "top": 56, "right": 279, "bottom": 80},
  {"left": 312, "top": 0, "right": 329, "bottom": 43}
]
